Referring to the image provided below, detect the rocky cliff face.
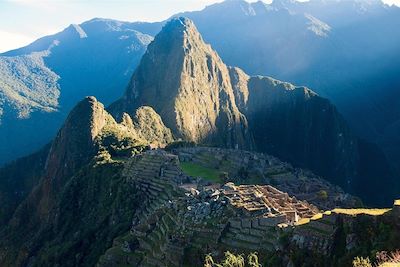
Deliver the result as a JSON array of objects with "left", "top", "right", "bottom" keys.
[
  {"left": 111, "top": 17, "right": 251, "bottom": 150},
  {"left": 229, "top": 67, "right": 399, "bottom": 205},
  {"left": 128, "top": 106, "right": 174, "bottom": 146}
]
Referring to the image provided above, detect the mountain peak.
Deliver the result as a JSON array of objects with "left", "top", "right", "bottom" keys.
[
  {"left": 44, "top": 96, "right": 107, "bottom": 181},
  {"left": 111, "top": 18, "right": 251, "bottom": 149},
  {"left": 166, "top": 17, "right": 194, "bottom": 29},
  {"left": 159, "top": 17, "right": 199, "bottom": 44}
]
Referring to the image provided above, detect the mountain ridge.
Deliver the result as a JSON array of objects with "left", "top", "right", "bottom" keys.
[{"left": 111, "top": 17, "right": 252, "bottom": 149}]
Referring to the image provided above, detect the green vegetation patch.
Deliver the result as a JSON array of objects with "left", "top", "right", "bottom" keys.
[{"left": 180, "top": 162, "right": 222, "bottom": 183}]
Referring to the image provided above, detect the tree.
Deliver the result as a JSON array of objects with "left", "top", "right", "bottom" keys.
[
  {"left": 204, "top": 251, "right": 261, "bottom": 267},
  {"left": 352, "top": 257, "right": 372, "bottom": 267},
  {"left": 317, "top": 190, "right": 328, "bottom": 200}
]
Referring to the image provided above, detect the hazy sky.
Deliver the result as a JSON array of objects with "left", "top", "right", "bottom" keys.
[{"left": 0, "top": 0, "right": 399, "bottom": 53}]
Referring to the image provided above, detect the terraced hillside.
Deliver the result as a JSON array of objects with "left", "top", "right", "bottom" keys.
[
  {"left": 98, "top": 149, "right": 319, "bottom": 266},
  {"left": 96, "top": 149, "right": 400, "bottom": 267}
]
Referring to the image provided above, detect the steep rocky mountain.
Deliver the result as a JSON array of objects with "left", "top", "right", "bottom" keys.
[
  {"left": 0, "top": 19, "right": 153, "bottom": 164},
  {"left": 177, "top": 0, "right": 400, "bottom": 169},
  {"left": 110, "top": 18, "right": 251, "bottom": 150},
  {"left": 111, "top": 18, "right": 398, "bottom": 205}
]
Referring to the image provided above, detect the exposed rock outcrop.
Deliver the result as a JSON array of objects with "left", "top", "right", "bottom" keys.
[{"left": 130, "top": 106, "right": 174, "bottom": 146}]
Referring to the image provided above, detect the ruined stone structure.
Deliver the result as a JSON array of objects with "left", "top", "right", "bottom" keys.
[
  {"left": 223, "top": 183, "right": 318, "bottom": 223},
  {"left": 96, "top": 149, "right": 400, "bottom": 266},
  {"left": 174, "top": 146, "right": 358, "bottom": 210},
  {"left": 98, "top": 149, "right": 329, "bottom": 266}
]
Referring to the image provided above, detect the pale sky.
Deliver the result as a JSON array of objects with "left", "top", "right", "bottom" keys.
[{"left": 0, "top": 0, "right": 399, "bottom": 53}]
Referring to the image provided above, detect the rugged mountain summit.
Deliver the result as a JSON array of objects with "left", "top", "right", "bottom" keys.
[
  {"left": 42, "top": 97, "right": 172, "bottom": 187},
  {"left": 111, "top": 17, "right": 251, "bottom": 149},
  {"left": 44, "top": 97, "right": 108, "bottom": 183},
  {"left": 9, "top": 97, "right": 113, "bottom": 225}
]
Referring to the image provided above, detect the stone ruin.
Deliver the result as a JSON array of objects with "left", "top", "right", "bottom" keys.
[
  {"left": 124, "top": 149, "right": 319, "bottom": 227},
  {"left": 98, "top": 148, "right": 399, "bottom": 266},
  {"left": 102, "top": 149, "right": 336, "bottom": 266},
  {"left": 222, "top": 183, "right": 319, "bottom": 224},
  {"left": 173, "top": 146, "right": 358, "bottom": 209}
]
